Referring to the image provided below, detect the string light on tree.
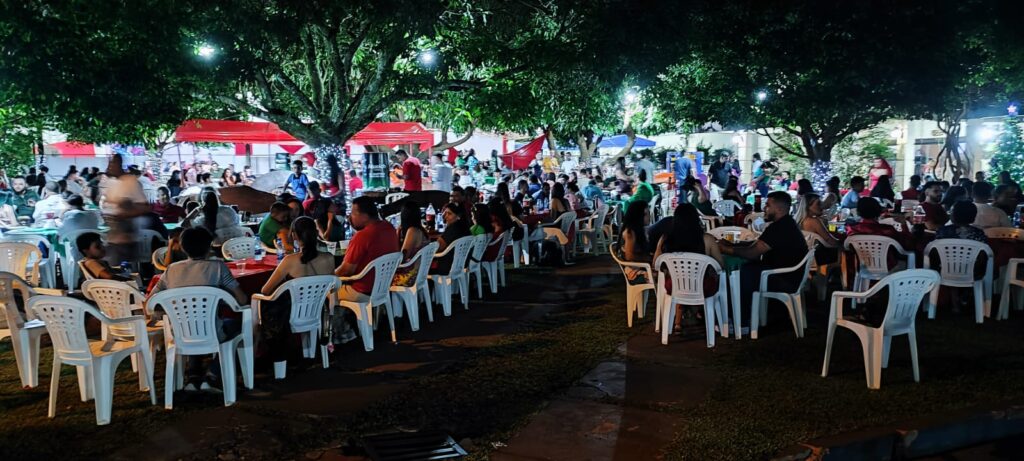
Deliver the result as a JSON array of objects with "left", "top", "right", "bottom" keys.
[
  {"left": 811, "top": 159, "right": 832, "bottom": 195},
  {"left": 990, "top": 115, "right": 1024, "bottom": 185}
]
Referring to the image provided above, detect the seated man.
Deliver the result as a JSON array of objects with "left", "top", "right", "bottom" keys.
[
  {"left": 840, "top": 176, "right": 865, "bottom": 209},
  {"left": 971, "top": 182, "right": 1010, "bottom": 229},
  {"left": 149, "top": 227, "right": 247, "bottom": 390},
  {"left": 719, "top": 192, "right": 807, "bottom": 328},
  {"left": 76, "top": 231, "right": 133, "bottom": 282},
  {"left": 152, "top": 186, "right": 186, "bottom": 223},
  {"left": 920, "top": 181, "right": 950, "bottom": 231},
  {"left": 846, "top": 196, "right": 911, "bottom": 248},
  {"left": 334, "top": 196, "right": 399, "bottom": 302},
  {"left": 32, "top": 181, "right": 68, "bottom": 227},
  {"left": 10, "top": 175, "right": 39, "bottom": 223}
]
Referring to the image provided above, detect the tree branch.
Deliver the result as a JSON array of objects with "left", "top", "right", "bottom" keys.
[
  {"left": 301, "top": 27, "right": 324, "bottom": 112},
  {"left": 757, "top": 128, "right": 807, "bottom": 158},
  {"left": 433, "top": 118, "right": 476, "bottom": 151},
  {"left": 272, "top": 70, "right": 318, "bottom": 117}
]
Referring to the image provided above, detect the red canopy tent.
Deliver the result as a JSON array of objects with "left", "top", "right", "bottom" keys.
[
  {"left": 500, "top": 134, "right": 546, "bottom": 171},
  {"left": 45, "top": 141, "right": 98, "bottom": 157},
  {"left": 174, "top": 120, "right": 435, "bottom": 152}
]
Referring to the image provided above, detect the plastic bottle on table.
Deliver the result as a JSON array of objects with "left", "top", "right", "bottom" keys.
[
  {"left": 253, "top": 236, "right": 264, "bottom": 260},
  {"left": 275, "top": 238, "right": 285, "bottom": 262}
]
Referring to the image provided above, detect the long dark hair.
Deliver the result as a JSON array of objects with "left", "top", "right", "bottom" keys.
[
  {"left": 621, "top": 200, "right": 648, "bottom": 253},
  {"left": 472, "top": 204, "right": 494, "bottom": 234},
  {"left": 662, "top": 204, "right": 706, "bottom": 254},
  {"left": 551, "top": 182, "right": 569, "bottom": 210},
  {"left": 496, "top": 181, "right": 512, "bottom": 203},
  {"left": 292, "top": 216, "right": 320, "bottom": 264},
  {"left": 826, "top": 176, "right": 841, "bottom": 195},
  {"left": 869, "top": 175, "right": 895, "bottom": 201},
  {"left": 488, "top": 201, "right": 513, "bottom": 233},
  {"left": 326, "top": 154, "right": 341, "bottom": 189},
  {"left": 200, "top": 189, "right": 219, "bottom": 233},
  {"left": 399, "top": 201, "right": 425, "bottom": 243}
]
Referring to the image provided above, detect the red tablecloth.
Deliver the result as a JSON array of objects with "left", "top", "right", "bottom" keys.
[{"left": 146, "top": 257, "right": 279, "bottom": 295}]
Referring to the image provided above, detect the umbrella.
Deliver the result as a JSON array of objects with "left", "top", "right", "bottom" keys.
[
  {"left": 598, "top": 135, "right": 656, "bottom": 148},
  {"left": 217, "top": 185, "right": 278, "bottom": 213},
  {"left": 250, "top": 170, "right": 294, "bottom": 194}
]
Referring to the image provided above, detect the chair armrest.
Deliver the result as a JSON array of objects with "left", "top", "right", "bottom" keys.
[
  {"left": 433, "top": 243, "right": 457, "bottom": 258},
  {"left": 250, "top": 293, "right": 277, "bottom": 302},
  {"left": 339, "top": 263, "right": 375, "bottom": 282},
  {"left": 34, "top": 288, "right": 66, "bottom": 296},
  {"left": 758, "top": 255, "right": 810, "bottom": 286}
]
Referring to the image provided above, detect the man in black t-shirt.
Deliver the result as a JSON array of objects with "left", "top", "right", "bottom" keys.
[{"left": 719, "top": 191, "right": 807, "bottom": 327}]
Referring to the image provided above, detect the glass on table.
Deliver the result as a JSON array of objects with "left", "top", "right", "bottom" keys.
[
  {"left": 326, "top": 241, "right": 338, "bottom": 254},
  {"left": 236, "top": 261, "right": 247, "bottom": 271}
]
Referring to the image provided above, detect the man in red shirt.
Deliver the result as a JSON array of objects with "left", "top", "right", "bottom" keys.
[
  {"left": 901, "top": 174, "right": 921, "bottom": 201},
  {"left": 396, "top": 150, "right": 422, "bottom": 191},
  {"left": 847, "top": 197, "right": 912, "bottom": 248},
  {"left": 335, "top": 196, "right": 399, "bottom": 301},
  {"left": 348, "top": 169, "right": 364, "bottom": 194}
]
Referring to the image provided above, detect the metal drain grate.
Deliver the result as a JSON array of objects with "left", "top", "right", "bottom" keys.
[{"left": 362, "top": 430, "right": 467, "bottom": 461}]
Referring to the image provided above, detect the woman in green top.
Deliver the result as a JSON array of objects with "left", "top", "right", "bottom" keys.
[
  {"left": 470, "top": 204, "right": 494, "bottom": 235},
  {"left": 685, "top": 178, "right": 717, "bottom": 217},
  {"left": 624, "top": 169, "right": 656, "bottom": 211}
]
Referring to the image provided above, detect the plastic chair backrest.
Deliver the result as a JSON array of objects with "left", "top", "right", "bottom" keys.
[
  {"left": 215, "top": 226, "right": 252, "bottom": 243},
  {"left": 147, "top": 287, "right": 237, "bottom": 355},
  {"left": 0, "top": 272, "right": 34, "bottom": 328},
  {"left": 59, "top": 228, "right": 99, "bottom": 280},
  {"left": 483, "top": 231, "right": 510, "bottom": 263},
  {"left": 277, "top": 275, "right": 337, "bottom": 331},
  {"left": 0, "top": 234, "right": 51, "bottom": 266},
  {"left": 845, "top": 235, "right": 903, "bottom": 274},
  {"left": 136, "top": 229, "right": 167, "bottom": 258},
  {"left": 0, "top": 242, "right": 40, "bottom": 283},
  {"left": 879, "top": 269, "right": 941, "bottom": 333},
  {"left": 792, "top": 250, "right": 816, "bottom": 293},
  {"left": 707, "top": 226, "right": 758, "bottom": 241},
  {"left": 593, "top": 204, "right": 610, "bottom": 231},
  {"left": 469, "top": 234, "right": 489, "bottom": 270},
  {"left": 557, "top": 211, "right": 577, "bottom": 236},
  {"left": 411, "top": 242, "right": 440, "bottom": 288},
  {"left": 385, "top": 193, "right": 409, "bottom": 204},
  {"left": 443, "top": 236, "right": 476, "bottom": 277},
  {"left": 923, "top": 239, "right": 992, "bottom": 284},
  {"left": 82, "top": 279, "right": 144, "bottom": 338},
  {"left": 713, "top": 200, "right": 740, "bottom": 217},
  {"left": 366, "top": 252, "right": 403, "bottom": 306},
  {"left": 28, "top": 296, "right": 98, "bottom": 363},
  {"left": 984, "top": 227, "right": 1024, "bottom": 240},
  {"left": 655, "top": 252, "right": 721, "bottom": 305},
  {"left": 221, "top": 236, "right": 256, "bottom": 261}
]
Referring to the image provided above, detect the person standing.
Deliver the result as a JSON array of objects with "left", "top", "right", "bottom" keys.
[
  {"left": 672, "top": 153, "right": 694, "bottom": 200},
  {"left": 395, "top": 149, "right": 423, "bottom": 192},
  {"left": 102, "top": 156, "right": 151, "bottom": 268},
  {"left": 634, "top": 153, "right": 655, "bottom": 186},
  {"left": 430, "top": 153, "right": 453, "bottom": 193},
  {"left": 560, "top": 152, "right": 579, "bottom": 176},
  {"left": 708, "top": 154, "right": 731, "bottom": 201},
  {"left": 283, "top": 160, "right": 311, "bottom": 201}
]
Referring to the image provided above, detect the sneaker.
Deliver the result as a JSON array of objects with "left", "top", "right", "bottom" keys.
[
  {"left": 183, "top": 383, "right": 199, "bottom": 392},
  {"left": 200, "top": 381, "right": 223, "bottom": 394}
]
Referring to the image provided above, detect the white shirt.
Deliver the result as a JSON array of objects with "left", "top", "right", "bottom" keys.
[
  {"left": 973, "top": 203, "right": 1011, "bottom": 229},
  {"left": 32, "top": 194, "right": 68, "bottom": 226},
  {"left": 635, "top": 159, "right": 655, "bottom": 183},
  {"left": 58, "top": 209, "right": 102, "bottom": 240},
  {"left": 560, "top": 158, "right": 578, "bottom": 175},
  {"left": 432, "top": 163, "right": 453, "bottom": 193}
]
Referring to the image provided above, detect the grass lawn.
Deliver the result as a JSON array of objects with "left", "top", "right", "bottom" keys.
[{"left": 661, "top": 304, "right": 1024, "bottom": 460}]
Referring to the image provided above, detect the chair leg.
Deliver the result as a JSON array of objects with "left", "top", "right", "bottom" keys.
[
  {"left": 164, "top": 349, "right": 176, "bottom": 410},
  {"left": 93, "top": 357, "right": 116, "bottom": 425},
  {"left": 928, "top": 286, "right": 940, "bottom": 319},
  {"left": 909, "top": 329, "right": 920, "bottom": 383},
  {"left": 237, "top": 335, "right": 254, "bottom": 390},
  {"left": 999, "top": 280, "right": 1011, "bottom": 321},
  {"left": 974, "top": 281, "right": 985, "bottom": 324},
  {"left": 750, "top": 294, "right": 761, "bottom": 340},
  {"left": 358, "top": 304, "right": 375, "bottom": 352},
  {"left": 218, "top": 343, "right": 237, "bottom": 406},
  {"left": 626, "top": 290, "right": 635, "bottom": 328},
  {"left": 784, "top": 297, "right": 800, "bottom": 338},
  {"left": 421, "top": 285, "right": 434, "bottom": 322},
  {"left": 660, "top": 299, "right": 674, "bottom": 345},
  {"left": 640, "top": 290, "right": 649, "bottom": 319},
  {"left": 77, "top": 365, "right": 94, "bottom": 402},
  {"left": 863, "top": 333, "right": 883, "bottom": 389},
  {"left": 48, "top": 356, "right": 61, "bottom": 418},
  {"left": 384, "top": 301, "right": 398, "bottom": 344},
  {"left": 881, "top": 336, "right": 893, "bottom": 368},
  {"left": 703, "top": 298, "right": 716, "bottom": 348},
  {"left": 821, "top": 321, "right": 837, "bottom": 377}
]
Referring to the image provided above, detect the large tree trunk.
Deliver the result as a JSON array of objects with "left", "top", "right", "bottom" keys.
[
  {"left": 933, "top": 110, "right": 970, "bottom": 181},
  {"left": 602, "top": 125, "right": 636, "bottom": 166},
  {"left": 576, "top": 130, "right": 603, "bottom": 167}
]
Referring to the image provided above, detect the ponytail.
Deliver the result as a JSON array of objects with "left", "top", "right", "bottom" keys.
[
  {"left": 292, "top": 216, "right": 320, "bottom": 264},
  {"left": 201, "top": 190, "right": 219, "bottom": 233}
]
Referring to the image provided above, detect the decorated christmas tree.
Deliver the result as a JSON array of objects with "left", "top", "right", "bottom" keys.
[{"left": 990, "top": 116, "right": 1024, "bottom": 184}]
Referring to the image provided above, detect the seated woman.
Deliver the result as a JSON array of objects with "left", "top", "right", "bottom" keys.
[
  {"left": 186, "top": 188, "right": 241, "bottom": 245},
  {"left": 936, "top": 201, "right": 988, "bottom": 243},
  {"left": 392, "top": 201, "right": 429, "bottom": 287},
  {"left": 76, "top": 231, "right": 133, "bottom": 282},
  {"left": 721, "top": 176, "right": 744, "bottom": 205},
  {"left": 618, "top": 200, "right": 651, "bottom": 284},
  {"left": 653, "top": 203, "right": 725, "bottom": 332},
  {"left": 470, "top": 204, "right": 494, "bottom": 236},
  {"left": 794, "top": 193, "right": 840, "bottom": 265},
  {"left": 258, "top": 217, "right": 336, "bottom": 377},
  {"left": 548, "top": 182, "right": 572, "bottom": 220}
]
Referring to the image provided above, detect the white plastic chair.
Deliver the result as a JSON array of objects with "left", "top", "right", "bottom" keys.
[
  {"left": 0, "top": 234, "right": 56, "bottom": 288},
  {"left": 821, "top": 269, "right": 940, "bottom": 389},
  {"left": 482, "top": 231, "right": 511, "bottom": 292},
  {"left": 610, "top": 243, "right": 655, "bottom": 328},
  {"left": 29, "top": 296, "right": 156, "bottom": 425},
  {"left": 0, "top": 242, "right": 42, "bottom": 288},
  {"left": 467, "top": 234, "right": 490, "bottom": 298},
  {"left": 390, "top": 242, "right": 439, "bottom": 332},
  {"left": 744, "top": 213, "right": 764, "bottom": 232},
  {"left": 654, "top": 253, "right": 728, "bottom": 347},
  {"left": 429, "top": 236, "right": 475, "bottom": 317},
  {"left": 803, "top": 231, "right": 843, "bottom": 299},
  {"left": 0, "top": 272, "right": 47, "bottom": 388},
  {"left": 214, "top": 226, "right": 254, "bottom": 245},
  {"left": 510, "top": 223, "right": 530, "bottom": 267},
  {"left": 337, "top": 252, "right": 403, "bottom": 352},
  {"left": 998, "top": 257, "right": 1024, "bottom": 320},
  {"left": 540, "top": 211, "right": 577, "bottom": 264},
  {"left": 385, "top": 192, "right": 409, "bottom": 204},
  {"left": 699, "top": 211, "right": 721, "bottom": 231},
  {"left": 135, "top": 230, "right": 167, "bottom": 271},
  {"left": 147, "top": 287, "right": 254, "bottom": 409},
  {"left": 576, "top": 205, "right": 609, "bottom": 255},
  {"left": 750, "top": 250, "right": 815, "bottom": 339},
  {"left": 707, "top": 226, "right": 759, "bottom": 242},
  {"left": 59, "top": 229, "right": 99, "bottom": 290},
  {"left": 923, "top": 239, "right": 993, "bottom": 323},
  {"left": 712, "top": 200, "right": 741, "bottom": 218},
  {"left": 221, "top": 236, "right": 257, "bottom": 261},
  {"left": 82, "top": 280, "right": 164, "bottom": 373},
  {"left": 153, "top": 247, "right": 169, "bottom": 272},
  {"left": 900, "top": 199, "right": 920, "bottom": 213},
  {"left": 845, "top": 235, "right": 916, "bottom": 297},
  {"left": 251, "top": 275, "right": 338, "bottom": 376}
]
